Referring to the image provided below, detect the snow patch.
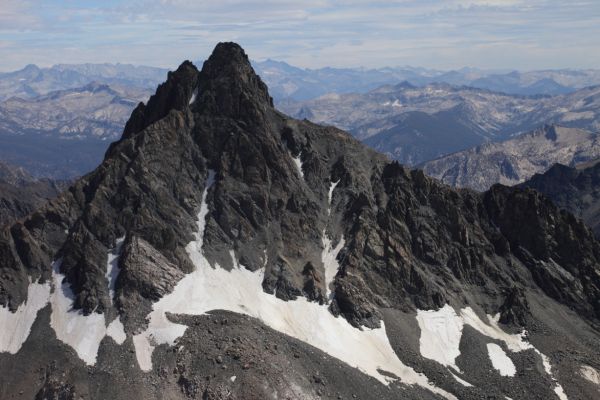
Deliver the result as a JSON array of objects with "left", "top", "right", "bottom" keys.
[
  {"left": 106, "top": 317, "right": 126, "bottom": 345},
  {"left": 450, "top": 373, "right": 472, "bottom": 387},
  {"left": 321, "top": 233, "right": 344, "bottom": 300},
  {"left": 382, "top": 99, "right": 402, "bottom": 107},
  {"left": 327, "top": 180, "right": 339, "bottom": 209},
  {"left": 322, "top": 179, "right": 343, "bottom": 299},
  {"left": 459, "top": 308, "right": 532, "bottom": 352},
  {"left": 50, "top": 260, "right": 108, "bottom": 365},
  {"left": 1, "top": 240, "right": 129, "bottom": 361},
  {"left": 105, "top": 236, "right": 125, "bottom": 304},
  {"left": 553, "top": 385, "right": 568, "bottom": 400},
  {"left": 580, "top": 365, "right": 600, "bottom": 385},
  {"left": 486, "top": 343, "right": 516, "bottom": 376},
  {"left": 292, "top": 152, "right": 304, "bottom": 178},
  {"left": 416, "top": 306, "right": 568, "bottom": 398},
  {"left": 416, "top": 305, "right": 463, "bottom": 371},
  {"left": 189, "top": 88, "right": 198, "bottom": 105},
  {"left": 132, "top": 334, "right": 155, "bottom": 371},
  {"left": 460, "top": 308, "right": 567, "bottom": 398},
  {"left": 536, "top": 351, "right": 568, "bottom": 400},
  {"left": 133, "top": 171, "right": 456, "bottom": 399},
  {"left": 0, "top": 280, "right": 51, "bottom": 354}
]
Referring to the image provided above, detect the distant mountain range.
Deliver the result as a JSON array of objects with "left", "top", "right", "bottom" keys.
[
  {"left": 421, "top": 125, "right": 600, "bottom": 191},
  {"left": 3, "top": 42, "right": 600, "bottom": 400},
  {"left": 2, "top": 60, "right": 600, "bottom": 103},
  {"left": 520, "top": 159, "right": 600, "bottom": 238},
  {"left": 281, "top": 84, "right": 600, "bottom": 166},
  {"left": 253, "top": 59, "right": 600, "bottom": 101},
  {"left": 0, "top": 83, "right": 150, "bottom": 178},
  {"left": 0, "top": 63, "right": 167, "bottom": 101},
  {"left": 2, "top": 60, "right": 600, "bottom": 180}
]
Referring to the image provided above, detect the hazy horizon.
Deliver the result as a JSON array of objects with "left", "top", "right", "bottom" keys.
[
  {"left": 0, "top": 56, "right": 598, "bottom": 76},
  {"left": 1, "top": 1, "right": 599, "bottom": 72}
]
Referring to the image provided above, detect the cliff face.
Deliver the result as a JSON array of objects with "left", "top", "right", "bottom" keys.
[
  {"left": 1, "top": 43, "right": 599, "bottom": 400},
  {"left": 0, "top": 162, "right": 65, "bottom": 227},
  {"left": 521, "top": 160, "right": 600, "bottom": 238}
]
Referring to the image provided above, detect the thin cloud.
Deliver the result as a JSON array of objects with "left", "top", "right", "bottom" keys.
[{"left": 0, "top": 0, "right": 598, "bottom": 71}]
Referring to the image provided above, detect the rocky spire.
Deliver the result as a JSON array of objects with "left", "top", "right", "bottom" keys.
[
  {"left": 195, "top": 42, "right": 274, "bottom": 119},
  {"left": 119, "top": 60, "right": 199, "bottom": 141},
  {"left": 116, "top": 42, "right": 272, "bottom": 146}
]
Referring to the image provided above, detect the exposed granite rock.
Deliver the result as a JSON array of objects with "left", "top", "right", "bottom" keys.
[{"left": 117, "top": 235, "right": 185, "bottom": 331}]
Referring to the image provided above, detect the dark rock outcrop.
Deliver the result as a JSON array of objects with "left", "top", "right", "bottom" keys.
[
  {"left": 2, "top": 42, "right": 600, "bottom": 326},
  {"left": 1, "top": 42, "right": 600, "bottom": 400},
  {"left": 0, "top": 161, "right": 66, "bottom": 227},
  {"left": 520, "top": 160, "right": 600, "bottom": 238}
]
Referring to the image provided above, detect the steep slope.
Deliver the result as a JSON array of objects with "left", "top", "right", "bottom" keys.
[
  {"left": 361, "top": 108, "right": 488, "bottom": 165},
  {"left": 0, "top": 162, "right": 66, "bottom": 227},
  {"left": 1, "top": 43, "right": 600, "bottom": 400},
  {"left": 421, "top": 125, "right": 600, "bottom": 191},
  {"left": 520, "top": 159, "right": 600, "bottom": 238}
]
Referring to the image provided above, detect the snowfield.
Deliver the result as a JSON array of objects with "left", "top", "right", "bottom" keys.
[
  {"left": 416, "top": 305, "right": 464, "bottom": 371},
  {"left": 417, "top": 305, "right": 568, "bottom": 399},
  {"left": 132, "top": 171, "right": 456, "bottom": 399},
  {"left": 50, "top": 260, "right": 109, "bottom": 365},
  {"left": 486, "top": 343, "right": 516, "bottom": 376},
  {"left": 0, "top": 169, "right": 572, "bottom": 400},
  {"left": 0, "top": 280, "right": 50, "bottom": 354},
  {"left": 292, "top": 152, "right": 303, "bottom": 178}
]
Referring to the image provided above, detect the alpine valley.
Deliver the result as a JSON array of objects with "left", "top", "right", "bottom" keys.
[{"left": 1, "top": 43, "right": 600, "bottom": 400}]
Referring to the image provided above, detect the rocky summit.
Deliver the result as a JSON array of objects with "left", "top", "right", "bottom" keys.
[{"left": 1, "top": 43, "right": 600, "bottom": 400}]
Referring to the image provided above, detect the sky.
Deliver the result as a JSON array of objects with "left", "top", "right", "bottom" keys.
[{"left": 0, "top": 0, "right": 599, "bottom": 72}]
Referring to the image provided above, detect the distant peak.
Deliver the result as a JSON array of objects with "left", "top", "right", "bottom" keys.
[
  {"left": 394, "top": 80, "right": 416, "bottom": 90},
  {"left": 82, "top": 81, "right": 113, "bottom": 93}
]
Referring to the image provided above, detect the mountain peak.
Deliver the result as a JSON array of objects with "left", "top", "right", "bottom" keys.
[
  {"left": 207, "top": 42, "right": 249, "bottom": 65},
  {"left": 118, "top": 43, "right": 273, "bottom": 142},
  {"left": 197, "top": 42, "right": 273, "bottom": 114},
  {"left": 2, "top": 41, "right": 600, "bottom": 399}
]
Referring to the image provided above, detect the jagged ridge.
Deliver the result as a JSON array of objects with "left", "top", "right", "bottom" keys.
[{"left": 1, "top": 42, "right": 599, "bottom": 400}]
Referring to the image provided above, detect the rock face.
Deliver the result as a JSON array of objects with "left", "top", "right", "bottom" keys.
[
  {"left": 421, "top": 125, "right": 600, "bottom": 191},
  {"left": 520, "top": 159, "right": 600, "bottom": 238},
  {"left": 0, "top": 161, "right": 66, "bottom": 227},
  {"left": 1, "top": 43, "right": 600, "bottom": 400}
]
